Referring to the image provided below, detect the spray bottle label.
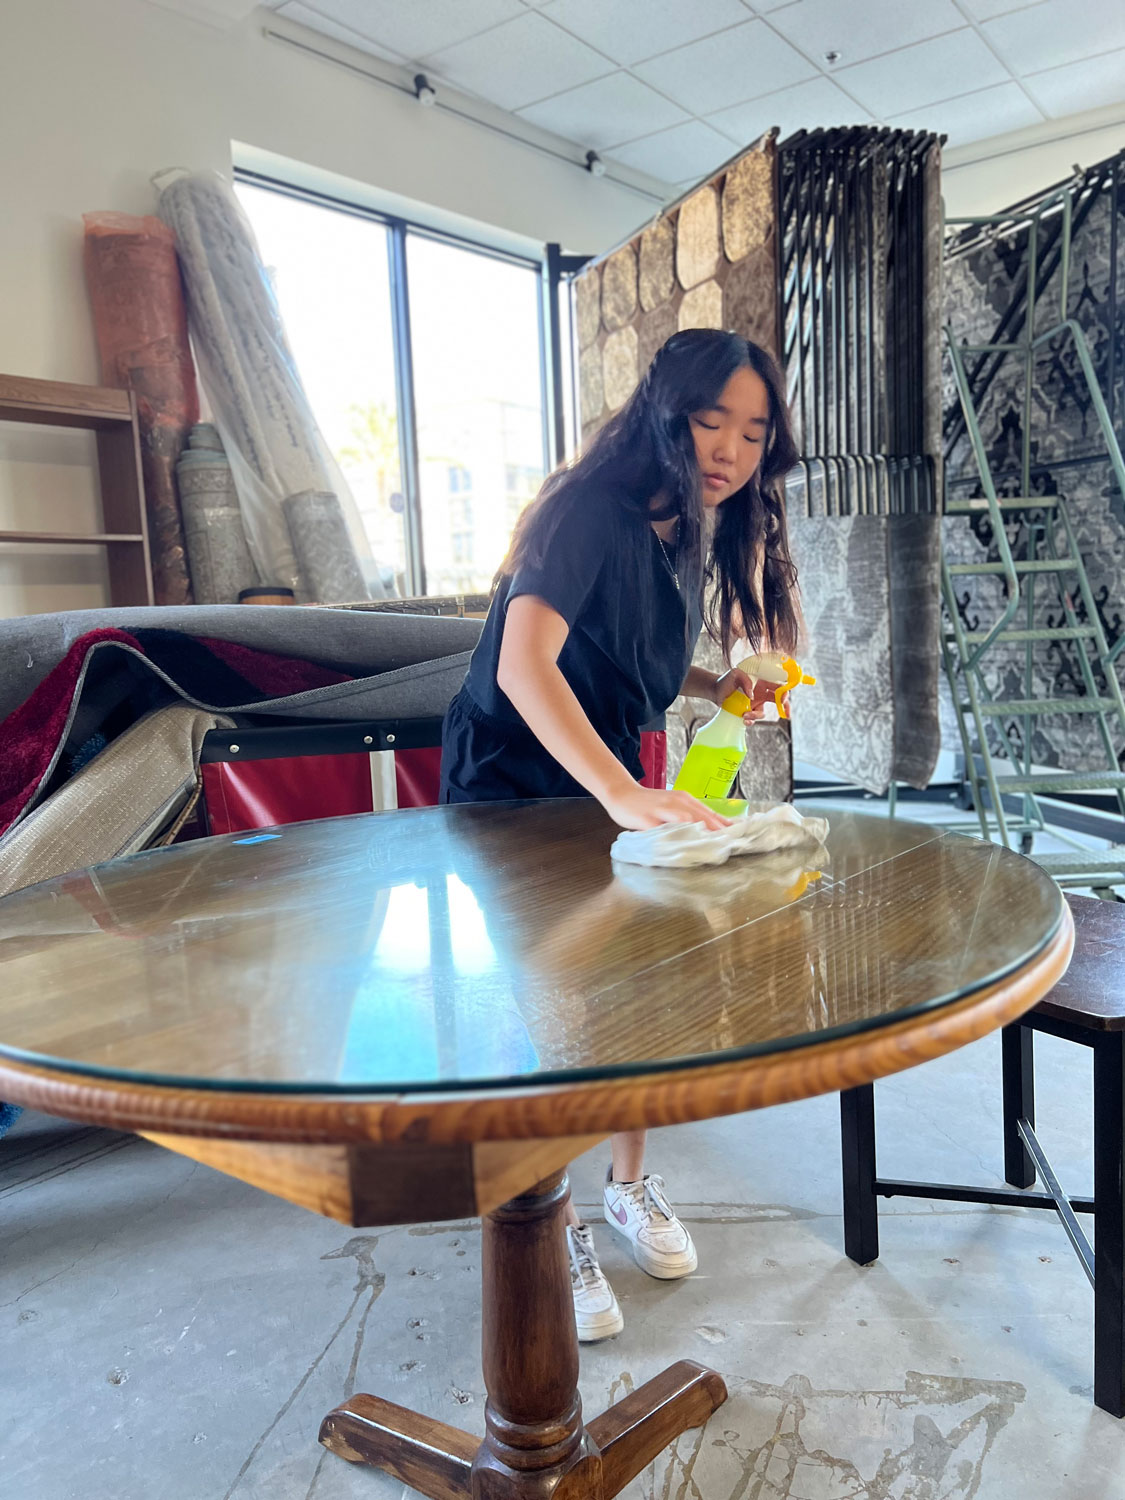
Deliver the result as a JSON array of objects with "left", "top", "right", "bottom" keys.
[{"left": 673, "top": 745, "right": 745, "bottom": 801}]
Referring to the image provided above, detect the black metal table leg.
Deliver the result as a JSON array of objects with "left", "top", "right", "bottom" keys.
[
  {"left": 1093, "top": 1032, "right": 1125, "bottom": 1418},
  {"left": 841, "top": 1084, "right": 879, "bottom": 1265},
  {"left": 1002, "top": 1023, "right": 1036, "bottom": 1189}
]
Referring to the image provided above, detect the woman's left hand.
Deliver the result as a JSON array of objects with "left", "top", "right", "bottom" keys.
[{"left": 713, "top": 667, "right": 774, "bottom": 726}]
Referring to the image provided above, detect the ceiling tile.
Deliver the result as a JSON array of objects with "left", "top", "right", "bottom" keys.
[
  {"left": 834, "top": 29, "right": 1010, "bottom": 118},
  {"left": 745, "top": 0, "right": 803, "bottom": 12},
  {"left": 274, "top": 2, "right": 407, "bottom": 63},
  {"left": 983, "top": 0, "right": 1125, "bottom": 75},
  {"left": 708, "top": 75, "right": 873, "bottom": 146},
  {"left": 767, "top": 0, "right": 966, "bottom": 68},
  {"left": 307, "top": 0, "right": 525, "bottom": 61},
  {"left": 890, "top": 80, "right": 1044, "bottom": 145},
  {"left": 1024, "top": 48, "right": 1125, "bottom": 117},
  {"left": 518, "top": 73, "right": 689, "bottom": 149},
  {"left": 633, "top": 19, "right": 818, "bottom": 114},
  {"left": 609, "top": 120, "right": 738, "bottom": 184},
  {"left": 954, "top": 0, "right": 1048, "bottom": 18},
  {"left": 538, "top": 0, "right": 750, "bottom": 66},
  {"left": 422, "top": 10, "right": 613, "bottom": 110}
]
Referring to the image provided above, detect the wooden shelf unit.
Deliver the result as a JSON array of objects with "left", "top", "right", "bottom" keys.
[{"left": 0, "top": 372, "right": 154, "bottom": 606}]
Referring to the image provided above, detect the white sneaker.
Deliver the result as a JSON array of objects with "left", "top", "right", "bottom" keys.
[
  {"left": 567, "top": 1223, "right": 624, "bottom": 1342},
  {"left": 603, "top": 1171, "right": 698, "bottom": 1280}
]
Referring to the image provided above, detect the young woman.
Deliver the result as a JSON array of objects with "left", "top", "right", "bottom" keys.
[{"left": 440, "top": 328, "right": 801, "bottom": 1340}]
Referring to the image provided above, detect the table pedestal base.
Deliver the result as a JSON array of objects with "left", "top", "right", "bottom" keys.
[{"left": 319, "top": 1171, "right": 727, "bottom": 1500}]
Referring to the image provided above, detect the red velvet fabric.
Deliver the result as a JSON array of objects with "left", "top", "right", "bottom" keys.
[
  {"left": 196, "top": 637, "right": 350, "bottom": 696},
  {"left": 0, "top": 629, "right": 355, "bottom": 838},
  {"left": 0, "top": 628, "right": 143, "bottom": 836}
]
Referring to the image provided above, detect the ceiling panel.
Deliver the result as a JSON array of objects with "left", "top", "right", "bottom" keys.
[
  {"left": 891, "top": 80, "right": 1045, "bottom": 145},
  {"left": 303, "top": 0, "right": 525, "bottom": 61},
  {"left": 767, "top": 0, "right": 967, "bottom": 69},
  {"left": 834, "top": 29, "right": 1009, "bottom": 118},
  {"left": 422, "top": 10, "right": 613, "bottom": 111},
  {"left": 982, "top": 0, "right": 1125, "bottom": 75},
  {"left": 1025, "top": 48, "right": 1125, "bottom": 117},
  {"left": 265, "top": 0, "right": 1121, "bottom": 194},
  {"left": 517, "top": 72, "right": 689, "bottom": 148},
  {"left": 708, "top": 75, "right": 873, "bottom": 146},
  {"left": 539, "top": 0, "right": 750, "bottom": 67},
  {"left": 633, "top": 18, "right": 818, "bottom": 114},
  {"left": 610, "top": 120, "right": 739, "bottom": 182}
]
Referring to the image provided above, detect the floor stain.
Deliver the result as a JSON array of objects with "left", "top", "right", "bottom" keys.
[
  {"left": 696, "top": 1326, "right": 728, "bottom": 1344},
  {"left": 615, "top": 1369, "right": 1025, "bottom": 1500},
  {"left": 221, "top": 1236, "right": 386, "bottom": 1500}
]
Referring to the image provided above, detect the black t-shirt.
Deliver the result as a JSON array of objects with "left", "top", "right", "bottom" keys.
[{"left": 440, "top": 494, "right": 702, "bottom": 803}]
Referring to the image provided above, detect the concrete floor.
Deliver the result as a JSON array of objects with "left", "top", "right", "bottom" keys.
[
  {"left": 3, "top": 800, "right": 1125, "bottom": 1498},
  {"left": 3, "top": 1034, "right": 1124, "bottom": 1500}
]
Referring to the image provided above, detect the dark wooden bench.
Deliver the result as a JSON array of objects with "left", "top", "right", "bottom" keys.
[{"left": 840, "top": 892, "right": 1124, "bottom": 1417}]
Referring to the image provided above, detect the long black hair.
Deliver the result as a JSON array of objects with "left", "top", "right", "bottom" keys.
[{"left": 500, "top": 328, "right": 801, "bottom": 657}]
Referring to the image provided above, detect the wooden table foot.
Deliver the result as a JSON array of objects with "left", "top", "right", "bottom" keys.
[
  {"left": 320, "top": 1175, "right": 727, "bottom": 1500},
  {"left": 586, "top": 1360, "right": 728, "bottom": 1498},
  {"left": 319, "top": 1395, "right": 476, "bottom": 1499}
]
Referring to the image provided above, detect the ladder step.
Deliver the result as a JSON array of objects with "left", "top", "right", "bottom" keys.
[
  {"left": 948, "top": 560, "right": 1078, "bottom": 575},
  {"left": 945, "top": 626, "right": 1098, "bottom": 644},
  {"left": 966, "top": 698, "right": 1120, "bottom": 716},
  {"left": 994, "top": 772, "right": 1125, "bottom": 793},
  {"left": 1032, "top": 852, "right": 1125, "bottom": 880},
  {"left": 945, "top": 496, "right": 1059, "bottom": 513}
]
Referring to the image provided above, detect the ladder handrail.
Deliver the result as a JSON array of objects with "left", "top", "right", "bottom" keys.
[
  {"left": 944, "top": 329, "right": 1022, "bottom": 669},
  {"left": 1030, "top": 317, "right": 1125, "bottom": 514}
]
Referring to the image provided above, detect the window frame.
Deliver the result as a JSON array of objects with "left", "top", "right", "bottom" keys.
[{"left": 235, "top": 168, "right": 554, "bottom": 598}]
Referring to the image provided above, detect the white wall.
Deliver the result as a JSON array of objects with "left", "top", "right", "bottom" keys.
[
  {"left": 0, "top": 0, "right": 657, "bottom": 615},
  {"left": 943, "top": 102, "right": 1125, "bottom": 219}
]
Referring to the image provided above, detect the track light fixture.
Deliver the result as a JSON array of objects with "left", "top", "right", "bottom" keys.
[
  {"left": 585, "top": 150, "right": 607, "bottom": 178},
  {"left": 414, "top": 73, "right": 437, "bottom": 107}
]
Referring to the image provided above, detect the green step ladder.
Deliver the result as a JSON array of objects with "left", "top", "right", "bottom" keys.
[{"left": 942, "top": 180, "right": 1125, "bottom": 889}]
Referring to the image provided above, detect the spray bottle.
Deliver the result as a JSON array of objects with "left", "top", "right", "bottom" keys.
[{"left": 673, "top": 651, "right": 816, "bottom": 802}]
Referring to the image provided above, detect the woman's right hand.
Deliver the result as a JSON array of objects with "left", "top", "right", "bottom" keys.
[{"left": 601, "top": 782, "right": 732, "bottom": 832}]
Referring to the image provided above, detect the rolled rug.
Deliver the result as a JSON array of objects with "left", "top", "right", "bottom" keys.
[{"left": 282, "top": 489, "right": 367, "bottom": 604}]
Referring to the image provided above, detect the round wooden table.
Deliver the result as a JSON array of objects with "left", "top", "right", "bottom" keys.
[{"left": 0, "top": 801, "right": 1072, "bottom": 1500}]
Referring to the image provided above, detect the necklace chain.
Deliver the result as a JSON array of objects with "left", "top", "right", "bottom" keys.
[{"left": 655, "top": 531, "right": 679, "bottom": 590}]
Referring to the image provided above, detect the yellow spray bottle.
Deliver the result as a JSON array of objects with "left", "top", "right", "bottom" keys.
[{"left": 673, "top": 652, "right": 816, "bottom": 802}]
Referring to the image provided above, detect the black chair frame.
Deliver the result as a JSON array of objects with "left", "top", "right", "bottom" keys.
[{"left": 841, "top": 1013, "right": 1125, "bottom": 1417}]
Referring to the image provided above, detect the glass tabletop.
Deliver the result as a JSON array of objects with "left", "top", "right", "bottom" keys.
[{"left": 0, "top": 800, "right": 1063, "bottom": 1094}]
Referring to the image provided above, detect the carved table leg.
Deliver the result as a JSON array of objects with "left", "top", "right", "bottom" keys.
[
  {"left": 587, "top": 1361, "right": 727, "bottom": 1496},
  {"left": 320, "top": 1170, "right": 727, "bottom": 1500},
  {"left": 320, "top": 1396, "right": 477, "bottom": 1499},
  {"left": 472, "top": 1171, "right": 601, "bottom": 1500}
]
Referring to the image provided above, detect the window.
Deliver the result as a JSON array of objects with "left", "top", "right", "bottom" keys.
[
  {"left": 234, "top": 181, "right": 407, "bottom": 597},
  {"left": 236, "top": 177, "right": 548, "bottom": 599},
  {"left": 407, "top": 234, "right": 546, "bottom": 596}
]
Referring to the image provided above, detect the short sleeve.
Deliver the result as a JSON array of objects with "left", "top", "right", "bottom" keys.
[{"left": 505, "top": 497, "right": 606, "bottom": 628}]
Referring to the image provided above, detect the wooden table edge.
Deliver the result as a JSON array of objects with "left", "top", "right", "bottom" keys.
[{"left": 0, "top": 905, "right": 1074, "bottom": 1147}]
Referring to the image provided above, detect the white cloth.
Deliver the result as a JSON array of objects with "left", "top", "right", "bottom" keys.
[{"left": 610, "top": 803, "right": 829, "bottom": 868}]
